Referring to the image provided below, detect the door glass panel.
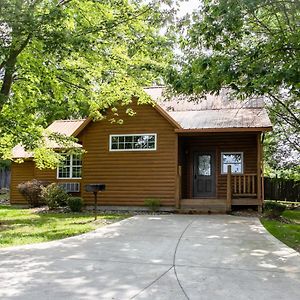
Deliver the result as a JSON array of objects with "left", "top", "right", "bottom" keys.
[{"left": 198, "top": 155, "right": 211, "bottom": 176}]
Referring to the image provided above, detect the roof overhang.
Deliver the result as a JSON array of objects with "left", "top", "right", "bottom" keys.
[
  {"left": 72, "top": 117, "right": 92, "bottom": 137},
  {"left": 175, "top": 126, "right": 272, "bottom": 133}
]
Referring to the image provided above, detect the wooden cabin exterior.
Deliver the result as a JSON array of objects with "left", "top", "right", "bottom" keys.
[{"left": 10, "top": 88, "right": 272, "bottom": 212}]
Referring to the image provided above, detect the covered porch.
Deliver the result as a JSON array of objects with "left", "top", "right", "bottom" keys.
[{"left": 175, "top": 132, "right": 264, "bottom": 213}]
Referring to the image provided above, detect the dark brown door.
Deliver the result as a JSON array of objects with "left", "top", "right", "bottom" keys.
[{"left": 193, "top": 152, "right": 216, "bottom": 197}]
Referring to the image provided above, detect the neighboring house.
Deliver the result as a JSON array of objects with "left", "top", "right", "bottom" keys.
[{"left": 10, "top": 87, "right": 272, "bottom": 212}]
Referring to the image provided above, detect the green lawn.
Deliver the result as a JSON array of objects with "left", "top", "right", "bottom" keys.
[
  {"left": 261, "top": 210, "right": 300, "bottom": 252},
  {"left": 0, "top": 205, "right": 129, "bottom": 248}
]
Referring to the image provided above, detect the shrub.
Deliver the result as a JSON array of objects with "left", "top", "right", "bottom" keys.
[
  {"left": 264, "top": 201, "right": 286, "bottom": 218},
  {"left": 144, "top": 198, "right": 161, "bottom": 212},
  {"left": 41, "top": 183, "right": 69, "bottom": 209},
  {"left": 17, "top": 179, "right": 44, "bottom": 207},
  {"left": 67, "top": 197, "right": 84, "bottom": 212}
]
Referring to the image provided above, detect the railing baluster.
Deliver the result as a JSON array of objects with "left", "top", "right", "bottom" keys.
[
  {"left": 234, "top": 176, "right": 237, "bottom": 194},
  {"left": 247, "top": 175, "right": 250, "bottom": 194}
]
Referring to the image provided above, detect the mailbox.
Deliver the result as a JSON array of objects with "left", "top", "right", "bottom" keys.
[
  {"left": 85, "top": 184, "right": 106, "bottom": 193},
  {"left": 84, "top": 183, "right": 106, "bottom": 220}
]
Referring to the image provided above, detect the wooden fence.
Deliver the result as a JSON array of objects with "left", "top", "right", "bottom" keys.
[
  {"left": 264, "top": 177, "right": 300, "bottom": 202},
  {"left": 0, "top": 168, "right": 10, "bottom": 190}
]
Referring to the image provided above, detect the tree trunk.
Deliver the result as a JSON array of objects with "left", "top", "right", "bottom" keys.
[
  {"left": 0, "top": 57, "right": 17, "bottom": 110},
  {"left": 0, "top": 34, "right": 32, "bottom": 110}
]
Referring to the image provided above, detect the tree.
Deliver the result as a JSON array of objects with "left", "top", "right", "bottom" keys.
[
  {"left": 168, "top": 0, "right": 300, "bottom": 176},
  {"left": 0, "top": 0, "right": 174, "bottom": 166}
]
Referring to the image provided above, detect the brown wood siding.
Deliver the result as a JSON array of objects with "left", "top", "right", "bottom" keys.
[
  {"left": 80, "top": 102, "right": 177, "bottom": 206},
  {"left": 11, "top": 162, "right": 82, "bottom": 204},
  {"left": 10, "top": 161, "right": 35, "bottom": 204},
  {"left": 179, "top": 133, "right": 258, "bottom": 199},
  {"left": 10, "top": 103, "right": 177, "bottom": 206}
]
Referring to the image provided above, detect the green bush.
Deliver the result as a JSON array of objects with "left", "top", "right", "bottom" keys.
[
  {"left": 67, "top": 197, "right": 84, "bottom": 212},
  {"left": 264, "top": 201, "right": 286, "bottom": 218},
  {"left": 41, "top": 183, "right": 69, "bottom": 209},
  {"left": 17, "top": 179, "right": 45, "bottom": 207},
  {"left": 144, "top": 198, "right": 161, "bottom": 212}
]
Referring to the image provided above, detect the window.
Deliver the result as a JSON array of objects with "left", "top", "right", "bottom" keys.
[
  {"left": 57, "top": 154, "right": 82, "bottom": 179},
  {"left": 109, "top": 134, "right": 157, "bottom": 151},
  {"left": 198, "top": 155, "right": 211, "bottom": 176},
  {"left": 221, "top": 152, "right": 243, "bottom": 174}
]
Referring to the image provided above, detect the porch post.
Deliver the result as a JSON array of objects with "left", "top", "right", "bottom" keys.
[
  {"left": 226, "top": 165, "right": 232, "bottom": 212},
  {"left": 175, "top": 165, "right": 182, "bottom": 209},
  {"left": 257, "top": 134, "right": 263, "bottom": 212}
]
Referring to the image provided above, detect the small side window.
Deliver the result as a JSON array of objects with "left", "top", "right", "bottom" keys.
[{"left": 221, "top": 152, "right": 243, "bottom": 174}]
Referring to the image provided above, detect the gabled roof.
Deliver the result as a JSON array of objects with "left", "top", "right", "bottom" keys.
[
  {"left": 12, "top": 120, "right": 84, "bottom": 159},
  {"left": 47, "top": 119, "right": 87, "bottom": 136},
  {"left": 144, "top": 87, "right": 272, "bottom": 131},
  {"left": 12, "top": 87, "right": 272, "bottom": 158}
]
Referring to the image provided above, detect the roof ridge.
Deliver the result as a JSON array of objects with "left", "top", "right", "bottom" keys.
[{"left": 168, "top": 107, "right": 265, "bottom": 112}]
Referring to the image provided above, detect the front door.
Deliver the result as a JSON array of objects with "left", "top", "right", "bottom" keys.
[{"left": 193, "top": 152, "right": 216, "bottom": 197}]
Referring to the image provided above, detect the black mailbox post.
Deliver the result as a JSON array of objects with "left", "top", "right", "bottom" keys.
[{"left": 85, "top": 184, "right": 106, "bottom": 220}]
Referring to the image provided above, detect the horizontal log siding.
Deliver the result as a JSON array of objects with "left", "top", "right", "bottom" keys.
[
  {"left": 10, "top": 103, "right": 177, "bottom": 206},
  {"left": 179, "top": 133, "right": 258, "bottom": 199},
  {"left": 10, "top": 161, "right": 35, "bottom": 204},
  {"left": 10, "top": 162, "right": 82, "bottom": 204},
  {"left": 79, "top": 103, "right": 177, "bottom": 206}
]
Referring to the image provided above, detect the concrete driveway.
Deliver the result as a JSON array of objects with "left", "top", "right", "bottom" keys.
[{"left": 0, "top": 215, "right": 299, "bottom": 300}]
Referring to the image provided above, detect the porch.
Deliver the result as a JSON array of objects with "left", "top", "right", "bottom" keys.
[{"left": 175, "top": 133, "right": 263, "bottom": 212}]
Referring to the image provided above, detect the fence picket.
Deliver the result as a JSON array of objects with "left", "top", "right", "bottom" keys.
[
  {"left": 0, "top": 168, "right": 11, "bottom": 189},
  {"left": 264, "top": 177, "right": 300, "bottom": 202}
]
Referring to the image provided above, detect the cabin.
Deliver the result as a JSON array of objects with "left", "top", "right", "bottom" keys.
[{"left": 10, "top": 87, "right": 272, "bottom": 212}]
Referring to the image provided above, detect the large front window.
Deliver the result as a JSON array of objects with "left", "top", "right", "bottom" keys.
[
  {"left": 109, "top": 134, "right": 157, "bottom": 151},
  {"left": 57, "top": 154, "right": 82, "bottom": 179},
  {"left": 221, "top": 152, "right": 243, "bottom": 174}
]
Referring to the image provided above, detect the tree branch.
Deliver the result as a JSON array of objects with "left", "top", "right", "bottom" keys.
[
  {"left": 75, "top": 5, "right": 152, "bottom": 37},
  {"left": 56, "top": 76, "right": 88, "bottom": 90},
  {"left": 268, "top": 92, "right": 300, "bottom": 126}
]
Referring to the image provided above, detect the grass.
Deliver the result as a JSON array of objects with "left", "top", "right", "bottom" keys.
[
  {"left": 0, "top": 205, "right": 129, "bottom": 248},
  {"left": 261, "top": 210, "right": 300, "bottom": 252}
]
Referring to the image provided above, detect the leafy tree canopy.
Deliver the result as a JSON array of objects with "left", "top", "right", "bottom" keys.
[
  {"left": 168, "top": 0, "right": 300, "bottom": 177},
  {"left": 0, "top": 0, "right": 174, "bottom": 167}
]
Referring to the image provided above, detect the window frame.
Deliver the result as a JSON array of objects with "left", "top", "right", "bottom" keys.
[
  {"left": 57, "top": 154, "right": 82, "bottom": 179},
  {"left": 221, "top": 152, "right": 244, "bottom": 175},
  {"left": 109, "top": 133, "right": 157, "bottom": 152}
]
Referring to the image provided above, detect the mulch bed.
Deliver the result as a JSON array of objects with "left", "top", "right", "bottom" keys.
[{"left": 230, "top": 209, "right": 262, "bottom": 218}]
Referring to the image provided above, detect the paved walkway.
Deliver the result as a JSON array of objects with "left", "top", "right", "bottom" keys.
[{"left": 0, "top": 215, "right": 299, "bottom": 300}]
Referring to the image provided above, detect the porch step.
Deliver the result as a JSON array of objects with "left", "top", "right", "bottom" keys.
[
  {"left": 232, "top": 198, "right": 261, "bottom": 206},
  {"left": 180, "top": 199, "right": 227, "bottom": 213}
]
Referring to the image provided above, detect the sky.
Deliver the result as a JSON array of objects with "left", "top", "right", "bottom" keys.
[{"left": 177, "top": 0, "right": 201, "bottom": 17}]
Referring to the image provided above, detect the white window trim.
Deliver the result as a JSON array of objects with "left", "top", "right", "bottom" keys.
[
  {"left": 221, "top": 152, "right": 244, "bottom": 175},
  {"left": 57, "top": 154, "right": 82, "bottom": 179},
  {"left": 109, "top": 133, "right": 157, "bottom": 152}
]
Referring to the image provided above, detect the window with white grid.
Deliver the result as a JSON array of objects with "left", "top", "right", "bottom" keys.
[
  {"left": 57, "top": 154, "right": 82, "bottom": 179},
  {"left": 109, "top": 134, "right": 157, "bottom": 151}
]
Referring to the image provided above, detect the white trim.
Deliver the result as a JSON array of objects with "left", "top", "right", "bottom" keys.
[
  {"left": 221, "top": 152, "right": 244, "bottom": 174},
  {"left": 57, "top": 154, "right": 82, "bottom": 179},
  {"left": 109, "top": 133, "right": 157, "bottom": 152}
]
